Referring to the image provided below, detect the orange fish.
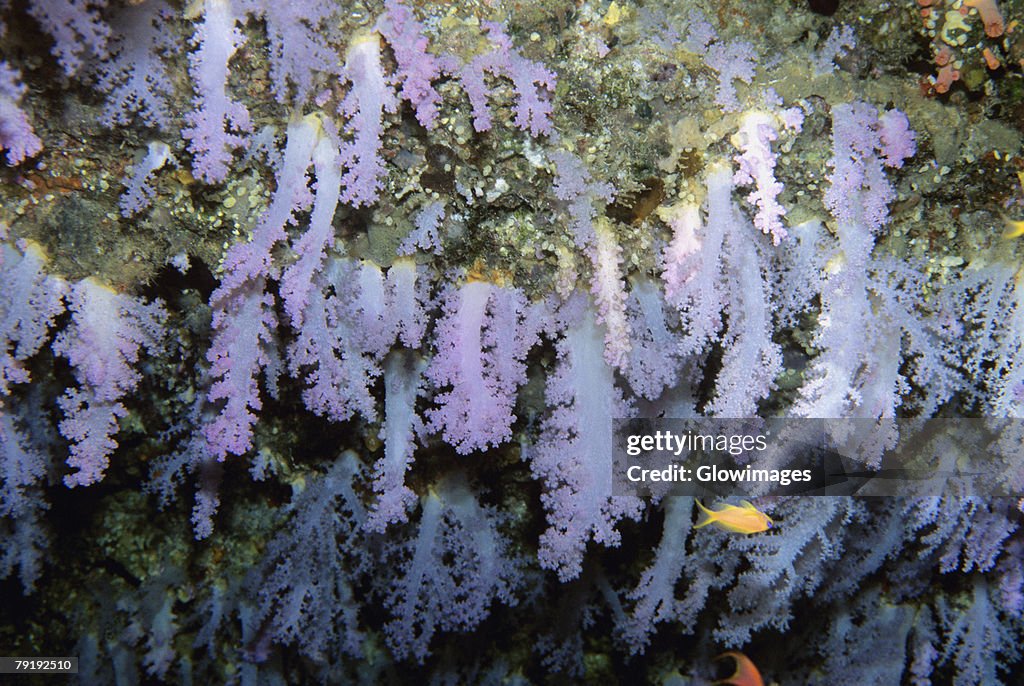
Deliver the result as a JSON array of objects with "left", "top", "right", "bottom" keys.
[
  {"left": 712, "top": 651, "right": 764, "bottom": 686},
  {"left": 695, "top": 500, "right": 773, "bottom": 534}
]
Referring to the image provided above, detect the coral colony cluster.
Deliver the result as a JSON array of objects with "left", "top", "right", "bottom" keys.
[{"left": 1, "top": 0, "right": 1024, "bottom": 683}]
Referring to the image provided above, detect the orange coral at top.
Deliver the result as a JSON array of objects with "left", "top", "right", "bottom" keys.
[{"left": 965, "top": 0, "right": 1005, "bottom": 38}]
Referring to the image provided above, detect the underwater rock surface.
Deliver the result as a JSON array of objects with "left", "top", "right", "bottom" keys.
[{"left": 1, "top": 0, "right": 1024, "bottom": 683}]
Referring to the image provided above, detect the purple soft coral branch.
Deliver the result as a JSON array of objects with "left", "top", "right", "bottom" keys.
[
  {"left": 550, "top": 150, "right": 615, "bottom": 249},
  {"left": 53, "top": 279, "right": 165, "bottom": 486},
  {"left": 1, "top": 241, "right": 65, "bottom": 396},
  {"left": 204, "top": 281, "right": 277, "bottom": 460},
  {"left": 703, "top": 40, "right": 757, "bottom": 112},
  {"left": 287, "top": 258, "right": 426, "bottom": 426},
  {"left": 398, "top": 201, "right": 445, "bottom": 256},
  {"left": 239, "top": 0, "right": 340, "bottom": 106},
  {"left": 0, "top": 63, "right": 43, "bottom": 166},
  {"left": 96, "top": 1, "right": 175, "bottom": 129},
  {"left": 367, "top": 350, "right": 423, "bottom": 531},
  {"left": 384, "top": 473, "right": 522, "bottom": 662},
  {"left": 377, "top": 0, "right": 442, "bottom": 128},
  {"left": 732, "top": 111, "right": 788, "bottom": 245},
  {"left": 27, "top": 0, "right": 110, "bottom": 75},
  {"left": 280, "top": 120, "right": 342, "bottom": 328},
  {"left": 457, "top": 22, "right": 557, "bottom": 136},
  {"left": 337, "top": 34, "right": 397, "bottom": 207},
  {"left": 203, "top": 115, "right": 329, "bottom": 458},
  {"left": 120, "top": 141, "right": 173, "bottom": 217},
  {"left": 589, "top": 222, "right": 631, "bottom": 371},
  {"left": 624, "top": 276, "right": 682, "bottom": 400},
  {"left": 219, "top": 115, "right": 320, "bottom": 295},
  {"left": 182, "top": 0, "right": 252, "bottom": 184},
  {"left": 288, "top": 265, "right": 380, "bottom": 424},
  {"left": 532, "top": 295, "right": 642, "bottom": 581},
  {"left": 0, "top": 411, "right": 49, "bottom": 593},
  {"left": 426, "top": 281, "right": 538, "bottom": 453}
]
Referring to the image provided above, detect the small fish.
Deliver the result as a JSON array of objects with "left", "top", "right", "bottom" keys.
[
  {"left": 712, "top": 651, "right": 764, "bottom": 686},
  {"left": 695, "top": 500, "right": 773, "bottom": 534},
  {"left": 1001, "top": 214, "right": 1024, "bottom": 239}
]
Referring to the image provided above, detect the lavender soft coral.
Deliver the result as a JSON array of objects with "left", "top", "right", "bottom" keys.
[
  {"left": 0, "top": 412, "right": 49, "bottom": 592},
  {"left": 457, "top": 21, "right": 556, "bottom": 136},
  {"left": 205, "top": 115, "right": 325, "bottom": 457},
  {"left": 792, "top": 102, "right": 935, "bottom": 427},
  {"left": 2, "top": 1, "right": 1023, "bottom": 683},
  {"left": 367, "top": 350, "right": 424, "bottom": 531},
  {"left": 96, "top": 1, "right": 175, "bottom": 129},
  {"left": 238, "top": 0, "right": 340, "bottom": 106},
  {"left": 182, "top": 0, "right": 252, "bottom": 184},
  {"left": 376, "top": 0, "right": 442, "bottom": 128},
  {"left": 384, "top": 473, "right": 522, "bottom": 662},
  {"left": 0, "top": 63, "right": 43, "bottom": 165},
  {"left": 398, "top": 201, "right": 445, "bottom": 256},
  {"left": 0, "top": 241, "right": 64, "bottom": 397},
  {"left": 53, "top": 279, "right": 165, "bottom": 486},
  {"left": 337, "top": 34, "right": 397, "bottom": 207},
  {"left": 288, "top": 257, "right": 426, "bottom": 424},
  {"left": 119, "top": 141, "right": 173, "bottom": 217},
  {"left": 250, "top": 452, "right": 368, "bottom": 661},
  {"left": 279, "top": 118, "right": 343, "bottom": 328},
  {"left": 532, "top": 295, "right": 643, "bottom": 581},
  {"left": 427, "top": 280, "right": 538, "bottom": 454},
  {"left": 204, "top": 282, "right": 277, "bottom": 460},
  {"left": 27, "top": 0, "right": 109, "bottom": 75},
  {"left": 731, "top": 110, "right": 800, "bottom": 245}
]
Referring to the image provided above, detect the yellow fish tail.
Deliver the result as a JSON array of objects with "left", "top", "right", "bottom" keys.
[
  {"left": 694, "top": 499, "right": 716, "bottom": 529},
  {"left": 1001, "top": 215, "right": 1024, "bottom": 239}
]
